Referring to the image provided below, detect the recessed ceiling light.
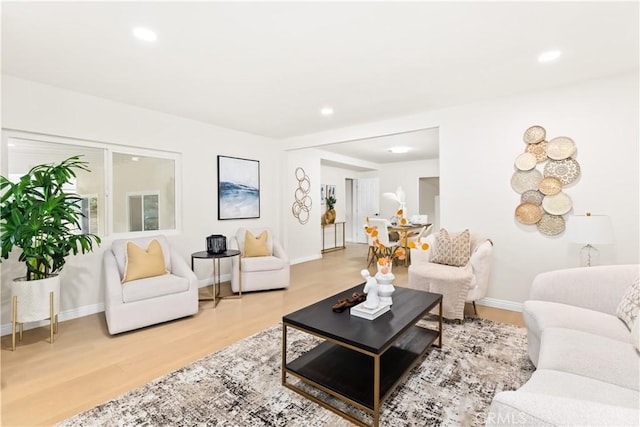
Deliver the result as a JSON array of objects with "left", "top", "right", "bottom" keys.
[
  {"left": 132, "top": 27, "right": 157, "bottom": 42},
  {"left": 131, "top": 156, "right": 140, "bottom": 162},
  {"left": 388, "top": 146, "right": 410, "bottom": 154},
  {"left": 320, "top": 107, "right": 334, "bottom": 116},
  {"left": 538, "top": 50, "right": 562, "bottom": 63}
]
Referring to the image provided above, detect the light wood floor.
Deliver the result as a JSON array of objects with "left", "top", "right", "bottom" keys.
[{"left": 1, "top": 243, "right": 524, "bottom": 426}]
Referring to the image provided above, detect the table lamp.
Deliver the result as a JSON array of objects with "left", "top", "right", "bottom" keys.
[{"left": 568, "top": 213, "right": 614, "bottom": 267}]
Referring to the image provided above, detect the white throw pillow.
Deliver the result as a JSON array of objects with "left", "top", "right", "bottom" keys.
[{"left": 616, "top": 277, "right": 640, "bottom": 330}]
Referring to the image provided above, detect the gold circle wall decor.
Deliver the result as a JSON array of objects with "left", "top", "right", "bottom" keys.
[
  {"left": 512, "top": 126, "right": 580, "bottom": 236},
  {"left": 292, "top": 167, "right": 312, "bottom": 224}
]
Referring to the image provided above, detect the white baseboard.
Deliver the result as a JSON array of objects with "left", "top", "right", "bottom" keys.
[
  {"left": 1, "top": 276, "right": 234, "bottom": 336},
  {"left": 476, "top": 297, "right": 523, "bottom": 313},
  {"left": 1, "top": 302, "right": 105, "bottom": 336}
]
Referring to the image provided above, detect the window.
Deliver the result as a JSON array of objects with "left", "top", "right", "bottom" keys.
[
  {"left": 127, "top": 192, "right": 159, "bottom": 232},
  {"left": 112, "top": 153, "right": 176, "bottom": 233},
  {"left": 3, "top": 131, "right": 180, "bottom": 237},
  {"left": 80, "top": 195, "right": 99, "bottom": 234}
]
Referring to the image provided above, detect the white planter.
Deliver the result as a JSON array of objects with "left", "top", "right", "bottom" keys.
[{"left": 11, "top": 275, "right": 60, "bottom": 323}]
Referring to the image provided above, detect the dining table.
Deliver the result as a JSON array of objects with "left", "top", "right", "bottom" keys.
[{"left": 387, "top": 223, "right": 431, "bottom": 266}]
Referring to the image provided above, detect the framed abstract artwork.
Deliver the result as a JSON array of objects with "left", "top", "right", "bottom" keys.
[{"left": 217, "top": 155, "right": 260, "bottom": 220}]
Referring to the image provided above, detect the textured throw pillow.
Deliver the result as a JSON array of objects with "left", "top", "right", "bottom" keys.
[
  {"left": 122, "top": 239, "right": 168, "bottom": 283},
  {"left": 244, "top": 230, "right": 270, "bottom": 257},
  {"left": 431, "top": 228, "right": 471, "bottom": 267},
  {"left": 616, "top": 277, "right": 640, "bottom": 330}
]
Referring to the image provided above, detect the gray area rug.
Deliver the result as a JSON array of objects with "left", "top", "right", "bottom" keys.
[{"left": 57, "top": 317, "right": 534, "bottom": 426}]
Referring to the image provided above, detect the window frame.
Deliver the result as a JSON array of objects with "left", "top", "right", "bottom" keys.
[{"left": 2, "top": 129, "right": 182, "bottom": 238}]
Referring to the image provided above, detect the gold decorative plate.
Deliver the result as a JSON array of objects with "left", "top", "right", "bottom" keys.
[
  {"left": 523, "top": 125, "right": 546, "bottom": 144},
  {"left": 514, "top": 152, "right": 537, "bottom": 171},
  {"left": 511, "top": 169, "right": 543, "bottom": 194},
  {"left": 546, "top": 136, "right": 577, "bottom": 160},
  {"left": 537, "top": 214, "right": 565, "bottom": 236},
  {"left": 542, "top": 192, "right": 572, "bottom": 216},
  {"left": 521, "top": 190, "right": 544, "bottom": 206},
  {"left": 525, "top": 140, "right": 548, "bottom": 163},
  {"left": 515, "top": 203, "right": 543, "bottom": 225},
  {"left": 538, "top": 176, "right": 562, "bottom": 196},
  {"left": 544, "top": 158, "right": 581, "bottom": 185}
]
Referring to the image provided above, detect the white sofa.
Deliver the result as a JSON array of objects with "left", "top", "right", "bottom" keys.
[
  {"left": 103, "top": 235, "right": 199, "bottom": 335},
  {"left": 230, "top": 227, "right": 290, "bottom": 293},
  {"left": 487, "top": 264, "right": 640, "bottom": 426}
]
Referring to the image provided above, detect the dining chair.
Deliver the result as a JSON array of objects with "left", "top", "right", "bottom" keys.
[{"left": 368, "top": 218, "right": 401, "bottom": 263}]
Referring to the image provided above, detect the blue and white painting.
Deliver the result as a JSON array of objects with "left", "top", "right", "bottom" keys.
[{"left": 218, "top": 156, "right": 260, "bottom": 220}]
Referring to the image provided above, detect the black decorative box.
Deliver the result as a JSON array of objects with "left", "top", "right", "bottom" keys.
[{"left": 206, "top": 234, "right": 227, "bottom": 254}]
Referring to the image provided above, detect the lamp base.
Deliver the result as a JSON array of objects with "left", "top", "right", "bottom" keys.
[{"left": 580, "top": 244, "right": 599, "bottom": 267}]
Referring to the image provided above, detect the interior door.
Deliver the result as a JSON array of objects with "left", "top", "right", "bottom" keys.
[{"left": 355, "top": 178, "right": 379, "bottom": 243}]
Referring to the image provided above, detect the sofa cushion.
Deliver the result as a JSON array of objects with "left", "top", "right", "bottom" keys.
[
  {"left": 632, "top": 316, "right": 640, "bottom": 353},
  {"left": 488, "top": 391, "right": 640, "bottom": 427},
  {"left": 616, "top": 276, "right": 640, "bottom": 330},
  {"left": 122, "top": 274, "right": 190, "bottom": 303},
  {"left": 431, "top": 229, "right": 470, "bottom": 267},
  {"left": 523, "top": 300, "right": 630, "bottom": 343},
  {"left": 519, "top": 369, "right": 639, "bottom": 409},
  {"left": 243, "top": 230, "right": 271, "bottom": 257},
  {"left": 538, "top": 327, "right": 639, "bottom": 391},
  {"left": 241, "top": 256, "right": 284, "bottom": 273},
  {"left": 122, "top": 239, "right": 168, "bottom": 283}
]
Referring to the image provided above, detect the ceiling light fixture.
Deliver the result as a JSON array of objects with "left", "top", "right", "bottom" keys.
[
  {"left": 131, "top": 156, "right": 140, "bottom": 162},
  {"left": 388, "top": 146, "right": 410, "bottom": 154},
  {"left": 320, "top": 107, "right": 334, "bottom": 116},
  {"left": 132, "top": 27, "right": 157, "bottom": 42},
  {"left": 538, "top": 50, "right": 562, "bottom": 63}
]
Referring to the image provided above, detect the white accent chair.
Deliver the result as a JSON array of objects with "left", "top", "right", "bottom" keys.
[
  {"left": 103, "top": 235, "right": 199, "bottom": 335},
  {"left": 407, "top": 232, "right": 493, "bottom": 321},
  {"left": 230, "top": 227, "right": 290, "bottom": 293}
]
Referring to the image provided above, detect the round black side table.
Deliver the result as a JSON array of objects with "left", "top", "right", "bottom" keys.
[{"left": 191, "top": 249, "right": 241, "bottom": 308}]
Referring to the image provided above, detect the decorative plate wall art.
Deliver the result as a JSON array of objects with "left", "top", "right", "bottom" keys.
[{"left": 511, "top": 126, "right": 581, "bottom": 236}]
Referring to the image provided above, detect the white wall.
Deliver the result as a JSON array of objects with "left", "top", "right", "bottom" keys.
[
  {"left": 283, "top": 72, "right": 640, "bottom": 307},
  {"left": 1, "top": 75, "right": 282, "bottom": 329},
  {"left": 284, "top": 149, "right": 323, "bottom": 264},
  {"left": 377, "top": 159, "right": 439, "bottom": 219}
]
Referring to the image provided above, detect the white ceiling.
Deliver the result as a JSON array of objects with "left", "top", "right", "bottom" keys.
[{"left": 2, "top": 1, "right": 638, "bottom": 164}]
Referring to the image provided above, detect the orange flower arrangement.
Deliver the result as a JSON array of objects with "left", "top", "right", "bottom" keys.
[{"left": 365, "top": 209, "right": 429, "bottom": 266}]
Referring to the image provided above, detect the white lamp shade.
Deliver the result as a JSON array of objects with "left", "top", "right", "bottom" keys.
[{"left": 568, "top": 215, "right": 614, "bottom": 245}]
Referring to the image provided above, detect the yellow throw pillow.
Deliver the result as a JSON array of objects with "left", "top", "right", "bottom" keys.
[
  {"left": 244, "top": 230, "right": 270, "bottom": 257},
  {"left": 122, "top": 239, "right": 168, "bottom": 283}
]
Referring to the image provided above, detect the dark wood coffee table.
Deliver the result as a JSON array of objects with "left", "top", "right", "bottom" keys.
[{"left": 282, "top": 284, "right": 443, "bottom": 427}]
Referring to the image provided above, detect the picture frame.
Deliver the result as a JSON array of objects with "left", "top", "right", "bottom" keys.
[
  {"left": 320, "top": 184, "right": 326, "bottom": 205},
  {"left": 326, "top": 185, "right": 336, "bottom": 200},
  {"left": 217, "top": 155, "right": 260, "bottom": 220}
]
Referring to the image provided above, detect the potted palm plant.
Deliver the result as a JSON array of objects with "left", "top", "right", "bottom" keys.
[{"left": 0, "top": 156, "right": 101, "bottom": 349}]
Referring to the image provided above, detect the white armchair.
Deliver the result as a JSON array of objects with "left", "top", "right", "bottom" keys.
[
  {"left": 103, "top": 235, "right": 199, "bottom": 335},
  {"left": 230, "top": 227, "right": 290, "bottom": 293},
  {"left": 407, "top": 231, "right": 493, "bottom": 321}
]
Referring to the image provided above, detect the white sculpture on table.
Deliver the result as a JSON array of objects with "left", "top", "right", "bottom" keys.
[
  {"left": 375, "top": 260, "right": 395, "bottom": 306},
  {"left": 361, "top": 269, "right": 380, "bottom": 309}
]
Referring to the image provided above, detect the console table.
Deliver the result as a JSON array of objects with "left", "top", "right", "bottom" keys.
[{"left": 321, "top": 221, "right": 346, "bottom": 253}]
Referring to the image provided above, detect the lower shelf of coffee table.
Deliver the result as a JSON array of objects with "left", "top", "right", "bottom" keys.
[{"left": 285, "top": 325, "right": 439, "bottom": 409}]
